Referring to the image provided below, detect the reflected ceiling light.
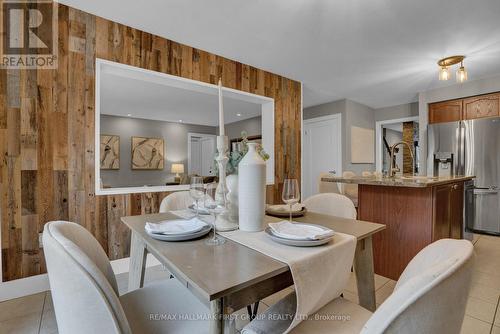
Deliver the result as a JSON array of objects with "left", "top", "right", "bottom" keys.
[
  {"left": 437, "top": 55, "right": 467, "bottom": 83},
  {"left": 236, "top": 113, "right": 242, "bottom": 117},
  {"left": 127, "top": 113, "right": 132, "bottom": 117},
  {"left": 178, "top": 119, "right": 183, "bottom": 123}
]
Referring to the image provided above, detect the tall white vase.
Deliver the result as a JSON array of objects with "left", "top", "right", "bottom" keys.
[
  {"left": 226, "top": 174, "right": 239, "bottom": 223},
  {"left": 238, "top": 143, "right": 266, "bottom": 232}
]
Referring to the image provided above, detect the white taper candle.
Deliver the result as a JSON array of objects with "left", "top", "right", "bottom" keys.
[{"left": 218, "top": 78, "right": 225, "bottom": 136}]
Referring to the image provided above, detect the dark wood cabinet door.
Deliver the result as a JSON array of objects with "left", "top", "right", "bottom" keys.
[
  {"left": 428, "top": 99, "right": 463, "bottom": 124},
  {"left": 450, "top": 182, "right": 464, "bottom": 239},
  {"left": 463, "top": 93, "right": 500, "bottom": 120},
  {"left": 432, "top": 184, "right": 452, "bottom": 241}
]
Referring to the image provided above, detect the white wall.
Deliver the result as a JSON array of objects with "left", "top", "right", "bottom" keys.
[{"left": 418, "top": 73, "right": 500, "bottom": 175}]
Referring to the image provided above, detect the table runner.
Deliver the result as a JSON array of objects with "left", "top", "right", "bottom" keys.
[
  {"left": 221, "top": 227, "right": 356, "bottom": 333},
  {"left": 171, "top": 209, "right": 357, "bottom": 332}
]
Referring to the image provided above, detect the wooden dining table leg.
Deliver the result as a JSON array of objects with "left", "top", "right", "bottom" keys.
[
  {"left": 354, "top": 236, "right": 377, "bottom": 312},
  {"left": 128, "top": 231, "right": 147, "bottom": 291},
  {"left": 210, "top": 299, "right": 223, "bottom": 334}
]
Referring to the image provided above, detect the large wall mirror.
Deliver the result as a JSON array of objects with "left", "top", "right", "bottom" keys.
[{"left": 95, "top": 59, "right": 275, "bottom": 195}]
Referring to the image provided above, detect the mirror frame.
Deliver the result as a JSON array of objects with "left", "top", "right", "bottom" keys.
[{"left": 95, "top": 58, "right": 275, "bottom": 195}]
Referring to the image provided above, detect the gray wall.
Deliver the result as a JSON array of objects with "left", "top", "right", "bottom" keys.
[
  {"left": 303, "top": 99, "right": 376, "bottom": 175},
  {"left": 100, "top": 115, "right": 216, "bottom": 187},
  {"left": 374, "top": 102, "right": 419, "bottom": 121},
  {"left": 225, "top": 116, "right": 262, "bottom": 140}
]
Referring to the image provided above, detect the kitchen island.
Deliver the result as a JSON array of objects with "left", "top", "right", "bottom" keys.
[{"left": 322, "top": 175, "right": 474, "bottom": 280}]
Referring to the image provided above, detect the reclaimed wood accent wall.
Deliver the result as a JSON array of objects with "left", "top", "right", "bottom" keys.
[{"left": 0, "top": 3, "right": 301, "bottom": 281}]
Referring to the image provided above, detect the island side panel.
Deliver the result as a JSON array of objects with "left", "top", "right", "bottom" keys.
[{"left": 358, "top": 184, "right": 434, "bottom": 280}]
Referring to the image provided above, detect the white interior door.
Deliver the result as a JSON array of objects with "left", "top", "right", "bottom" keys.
[
  {"left": 303, "top": 114, "right": 342, "bottom": 200},
  {"left": 189, "top": 133, "right": 216, "bottom": 176},
  {"left": 200, "top": 137, "right": 216, "bottom": 176}
]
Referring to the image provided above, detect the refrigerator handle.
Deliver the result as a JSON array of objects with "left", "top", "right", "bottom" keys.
[{"left": 459, "top": 120, "right": 466, "bottom": 176}]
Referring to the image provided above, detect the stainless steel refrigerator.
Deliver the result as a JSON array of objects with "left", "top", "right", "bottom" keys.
[{"left": 428, "top": 117, "right": 500, "bottom": 236}]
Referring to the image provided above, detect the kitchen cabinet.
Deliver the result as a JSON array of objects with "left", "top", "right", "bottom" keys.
[
  {"left": 432, "top": 182, "right": 463, "bottom": 241},
  {"left": 463, "top": 93, "right": 500, "bottom": 120},
  {"left": 357, "top": 178, "right": 471, "bottom": 280},
  {"left": 429, "top": 99, "right": 463, "bottom": 124},
  {"left": 429, "top": 91, "right": 500, "bottom": 124}
]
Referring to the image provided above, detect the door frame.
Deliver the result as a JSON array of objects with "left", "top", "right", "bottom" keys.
[
  {"left": 375, "top": 116, "right": 419, "bottom": 172},
  {"left": 302, "top": 113, "right": 343, "bottom": 198},
  {"left": 187, "top": 133, "right": 217, "bottom": 175}
]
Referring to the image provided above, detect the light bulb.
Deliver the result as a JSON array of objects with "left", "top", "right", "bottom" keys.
[
  {"left": 456, "top": 66, "right": 468, "bottom": 83},
  {"left": 439, "top": 66, "right": 450, "bottom": 81}
]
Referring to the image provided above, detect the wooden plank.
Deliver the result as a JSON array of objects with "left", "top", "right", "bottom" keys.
[
  {"left": 0, "top": 2, "right": 302, "bottom": 281},
  {"left": 21, "top": 214, "right": 41, "bottom": 277}
]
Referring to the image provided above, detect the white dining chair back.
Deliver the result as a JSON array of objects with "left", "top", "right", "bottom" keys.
[
  {"left": 43, "top": 221, "right": 131, "bottom": 334},
  {"left": 340, "top": 171, "right": 359, "bottom": 206},
  {"left": 361, "top": 238, "right": 474, "bottom": 334},
  {"left": 303, "top": 193, "right": 357, "bottom": 219},
  {"left": 318, "top": 172, "right": 341, "bottom": 194},
  {"left": 243, "top": 239, "right": 473, "bottom": 334},
  {"left": 159, "top": 191, "right": 193, "bottom": 212}
]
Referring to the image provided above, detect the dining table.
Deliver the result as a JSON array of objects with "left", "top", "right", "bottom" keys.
[{"left": 122, "top": 211, "right": 385, "bottom": 334}]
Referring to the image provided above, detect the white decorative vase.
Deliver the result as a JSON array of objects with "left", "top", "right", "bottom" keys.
[
  {"left": 226, "top": 174, "right": 239, "bottom": 223},
  {"left": 238, "top": 143, "right": 266, "bottom": 232}
]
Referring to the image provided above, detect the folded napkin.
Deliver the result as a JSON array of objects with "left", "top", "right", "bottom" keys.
[
  {"left": 268, "top": 221, "right": 334, "bottom": 240},
  {"left": 145, "top": 218, "right": 207, "bottom": 235},
  {"left": 267, "top": 203, "right": 304, "bottom": 212}
]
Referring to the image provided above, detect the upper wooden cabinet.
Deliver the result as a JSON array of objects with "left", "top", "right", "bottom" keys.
[
  {"left": 463, "top": 93, "right": 500, "bottom": 120},
  {"left": 429, "top": 92, "right": 500, "bottom": 124},
  {"left": 428, "top": 99, "right": 463, "bottom": 124}
]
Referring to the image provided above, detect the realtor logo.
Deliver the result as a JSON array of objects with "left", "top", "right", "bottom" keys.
[{"left": 1, "top": 0, "right": 58, "bottom": 69}]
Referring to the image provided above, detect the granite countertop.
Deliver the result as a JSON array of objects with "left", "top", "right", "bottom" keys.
[{"left": 321, "top": 175, "right": 475, "bottom": 188}]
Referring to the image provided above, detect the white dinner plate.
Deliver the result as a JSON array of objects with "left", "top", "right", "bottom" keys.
[
  {"left": 265, "top": 226, "right": 333, "bottom": 247},
  {"left": 146, "top": 224, "right": 212, "bottom": 241},
  {"left": 188, "top": 204, "right": 210, "bottom": 215}
]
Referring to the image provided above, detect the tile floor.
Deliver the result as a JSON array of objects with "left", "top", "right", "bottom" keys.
[{"left": 1, "top": 233, "right": 499, "bottom": 334}]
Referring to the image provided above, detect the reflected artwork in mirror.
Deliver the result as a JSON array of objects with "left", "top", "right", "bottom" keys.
[
  {"left": 131, "top": 137, "right": 165, "bottom": 170},
  {"left": 100, "top": 135, "right": 120, "bottom": 170},
  {"left": 95, "top": 59, "right": 275, "bottom": 195}
]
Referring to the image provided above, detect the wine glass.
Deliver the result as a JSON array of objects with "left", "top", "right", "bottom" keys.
[
  {"left": 189, "top": 176, "right": 204, "bottom": 218},
  {"left": 204, "top": 183, "right": 226, "bottom": 246},
  {"left": 282, "top": 179, "right": 300, "bottom": 223}
]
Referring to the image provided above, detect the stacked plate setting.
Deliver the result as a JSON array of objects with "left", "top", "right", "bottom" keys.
[
  {"left": 266, "top": 221, "right": 335, "bottom": 247},
  {"left": 145, "top": 218, "right": 211, "bottom": 241}
]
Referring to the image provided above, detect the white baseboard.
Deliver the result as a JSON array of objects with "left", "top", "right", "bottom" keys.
[{"left": 0, "top": 254, "right": 161, "bottom": 302}]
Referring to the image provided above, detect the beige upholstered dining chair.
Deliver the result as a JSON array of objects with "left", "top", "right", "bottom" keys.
[
  {"left": 243, "top": 238, "right": 474, "bottom": 334},
  {"left": 303, "top": 193, "right": 357, "bottom": 219},
  {"left": 43, "top": 221, "right": 210, "bottom": 334},
  {"left": 318, "top": 172, "right": 341, "bottom": 194},
  {"left": 159, "top": 191, "right": 194, "bottom": 212}
]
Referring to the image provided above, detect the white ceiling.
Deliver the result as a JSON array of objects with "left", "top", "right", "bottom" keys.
[
  {"left": 59, "top": 0, "right": 500, "bottom": 109},
  {"left": 100, "top": 66, "right": 262, "bottom": 126}
]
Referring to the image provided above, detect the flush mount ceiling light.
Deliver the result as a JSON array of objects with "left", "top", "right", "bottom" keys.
[{"left": 437, "top": 55, "right": 467, "bottom": 83}]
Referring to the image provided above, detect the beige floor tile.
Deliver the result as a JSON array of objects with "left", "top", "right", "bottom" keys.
[
  {"left": 344, "top": 272, "right": 358, "bottom": 294},
  {"left": 0, "top": 292, "right": 45, "bottom": 323},
  {"left": 342, "top": 290, "right": 358, "bottom": 304},
  {"left": 460, "top": 315, "right": 492, "bottom": 334},
  {"left": 472, "top": 271, "right": 500, "bottom": 291},
  {"left": 44, "top": 292, "right": 54, "bottom": 311},
  {"left": 464, "top": 296, "right": 497, "bottom": 323},
  {"left": 492, "top": 326, "right": 500, "bottom": 334},
  {"left": 0, "top": 313, "right": 41, "bottom": 334},
  {"left": 375, "top": 281, "right": 395, "bottom": 305},
  {"left": 495, "top": 304, "right": 500, "bottom": 326},
  {"left": 374, "top": 274, "right": 390, "bottom": 290},
  {"left": 39, "top": 308, "right": 58, "bottom": 334},
  {"left": 345, "top": 272, "right": 391, "bottom": 295},
  {"left": 472, "top": 234, "right": 481, "bottom": 245},
  {"left": 468, "top": 282, "right": 500, "bottom": 304}
]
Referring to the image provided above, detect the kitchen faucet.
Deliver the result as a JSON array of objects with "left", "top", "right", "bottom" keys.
[{"left": 389, "top": 141, "right": 415, "bottom": 177}]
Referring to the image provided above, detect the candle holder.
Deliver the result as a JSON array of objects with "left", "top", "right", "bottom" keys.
[{"left": 215, "top": 136, "right": 239, "bottom": 231}]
